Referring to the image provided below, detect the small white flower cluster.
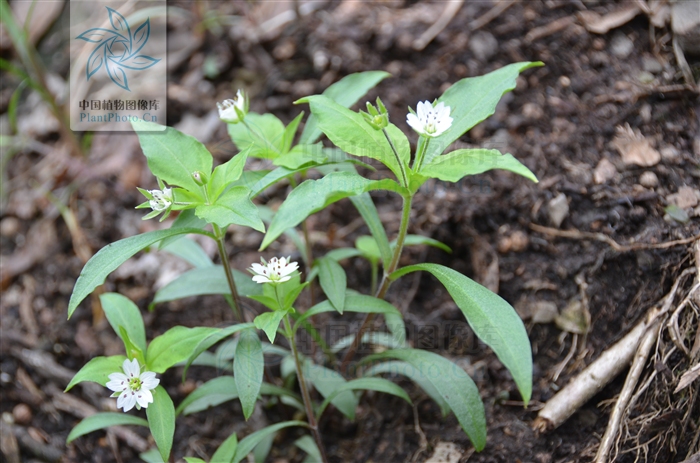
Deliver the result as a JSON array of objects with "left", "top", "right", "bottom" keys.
[
  {"left": 148, "top": 188, "right": 172, "bottom": 212},
  {"left": 407, "top": 101, "right": 453, "bottom": 138},
  {"left": 249, "top": 257, "right": 299, "bottom": 284},
  {"left": 217, "top": 89, "right": 247, "bottom": 124},
  {"left": 107, "top": 359, "right": 159, "bottom": 412}
]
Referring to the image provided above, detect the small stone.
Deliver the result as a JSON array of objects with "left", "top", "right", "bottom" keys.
[
  {"left": 642, "top": 56, "right": 663, "bottom": 73},
  {"left": 660, "top": 145, "right": 681, "bottom": 163},
  {"left": 610, "top": 32, "right": 634, "bottom": 58},
  {"left": 548, "top": 193, "right": 569, "bottom": 228},
  {"left": 559, "top": 76, "right": 571, "bottom": 87},
  {"left": 12, "top": 404, "right": 32, "bottom": 425},
  {"left": 0, "top": 217, "right": 20, "bottom": 237},
  {"left": 522, "top": 102, "right": 544, "bottom": 120},
  {"left": 497, "top": 230, "right": 529, "bottom": 253},
  {"left": 639, "top": 171, "right": 659, "bottom": 188},
  {"left": 469, "top": 31, "right": 498, "bottom": 61},
  {"left": 594, "top": 158, "right": 617, "bottom": 184}
]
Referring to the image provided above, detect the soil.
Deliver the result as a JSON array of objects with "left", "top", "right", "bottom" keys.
[{"left": 2, "top": 1, "right": 699, "bottom": 463}]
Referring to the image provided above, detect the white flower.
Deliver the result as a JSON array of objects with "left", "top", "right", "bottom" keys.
[
  {"left": 406, "top": 101, "right": 453, "bottom": 137},
  {"left": 249, "top": 256, "right": 299, "bottom": 284},
  {"left": 106, "top": 359, "right": 159, "bottom": 412},
  {"left": 217, "top": 89, "right": 247, "bottom": 124},
  {"left": 147, "top": 188, "right": 172, "bottom": 212}
]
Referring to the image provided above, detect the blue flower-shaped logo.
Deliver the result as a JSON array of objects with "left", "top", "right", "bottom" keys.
[{"left": 76, "top": 7, "right": 160, "bottom": 92}]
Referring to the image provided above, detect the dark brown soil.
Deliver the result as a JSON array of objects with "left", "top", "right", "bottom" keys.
[{"left": 2, "top": 1, "right": 699, "bottom": 463}]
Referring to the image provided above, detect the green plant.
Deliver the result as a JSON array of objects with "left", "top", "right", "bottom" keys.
[{"left": 65, "top": 64, "right": 541, "bottom": 462}]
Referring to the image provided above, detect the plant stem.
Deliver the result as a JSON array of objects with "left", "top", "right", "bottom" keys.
[
  {"left": 213, "top": 223, "right": 242, "bottom": 322},
  {"left": 412, "top": 136, "right": 430, "bottom": 172},
  {"left": 341, "top": 194, "right": 413, "bottom": 372},
  {"left": 382, "top": 128, "right": 408, "bottom": 188},
  {"left": 284, "top": 316, "right": 330, "bottom": 463}
]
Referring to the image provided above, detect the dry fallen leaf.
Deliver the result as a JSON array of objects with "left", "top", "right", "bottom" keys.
[
  {"left": 612, "top": 124, "right": 661, "bottom": 167},
  {"left": 666, "top": 186, "right": 700, "bottom": 209},
  {"left": 425, "top": 441, "right": 463, "bottom": 463},
  {"left": 674, "top": 362, "right": 700, "bottom": 393},
  {"left": 555, "top": 299, "right": 591, "bottom": 334},
  {"left": 594, "top": 158, "right": 618, "bottom": 184}
]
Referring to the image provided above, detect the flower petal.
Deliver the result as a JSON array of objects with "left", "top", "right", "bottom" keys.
[
  {"left": 406, "top": 113, "right": 423, "bottom": 134},
  {"left": 123, "top": 358, "right": 140, "bottom": 378},
  {"left": 140, "top": 372, "right": 160, "bottom": 390},
  {"left": 106, "top": 378, "right": 128, "bottom": 392},
  {"left": 252, "top": 275, "right": 271, "bottom": 284},
  {"left": 135, "top": 388, "right": 153, "bottom": 408}
]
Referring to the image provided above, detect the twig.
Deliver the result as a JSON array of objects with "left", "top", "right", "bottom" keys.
[
  {"left": 529, "top": 223, "right": 700, "bottom": 253},
  {"left": 470, "top": 0, "right": 515, "bottom": 31},
  {"left": 412, "top": 0, "right": 464, "bottom": 51},
  {"left": 594, "top": 315, "right": 662, "bottom": 462},
  {"left": 533, "top": 310, "right": 653, "bottom": 433}
]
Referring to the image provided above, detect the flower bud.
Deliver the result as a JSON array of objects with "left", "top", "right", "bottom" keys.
[
  {"left": 192, "top": 171, "right": 209, "bottom": 186},
  {"left": 360, "top": 98, "right": 389, "bottom": 131},
  {"left": 217, "top": 89, "right": 248, "bottom": 124}
]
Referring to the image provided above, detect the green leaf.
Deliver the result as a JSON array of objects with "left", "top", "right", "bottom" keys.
[
  {"left": 182, "top": 323, "right": 255, "bottom": 380},
  {"left": 396, "top": 235, "right": 452, "bottom": 254},
  {"left": 365, "top": 349, "right": 486, "bottom": 451},
  {"left": 146, "top": 386, "right": 175, "bottom": 463},
  {"left": 160, "top": 237, "right": 213, "bottom": 268},
  {"left": 299, "top": 295, "right": 405, "bottom": 346},
  {"left": 254, "top": 311, "right": 287, "bottom": 344},
  {"left": 68, "top": 227, "right": 211, "bottom": 318},
  {"left": 65, "top": 355, "right": 127, "bottom": 391},
  {"left": 139, "top": 448, "right": 165, "bottom": 463},
  {"left": 152, "top": 266, "right": 260, "bottom": 307},
  {"left": 281, "top": 112, "right": 304, "bottom": 153},
  {"left": 317, "top": 377, "right": 411, "bottom": 418},
  {"left": 146, "top": 326, "right": 220, "bottom": 373},
  {"left": 355, "top": 235, "right": 381, "bottom": 262},
  {"left": 349, "top": 193, "right": 392, "bottom": 268},
  {"left": 300, "top": 71, "right": 391, "bottom": 144},
  {"left": 273, "top": 144, "right": 327, "bottom": 169},
  {"left": 157, "top": 209, "right": 208, "bottom": 250},
  {"left": 304, "top": 362, "right": 358, "bottom": 420},
  {"left": 294, "top": 435, "right": 323, "bottom": 463},
  {"left": 249, "top": 167, "right": 296, "bottom": 198},
  {"left": 212, "top": 432, "right": 238, "bottom": 463},
  {"left": 331, "top": 331, "right": 405, "bottom": 353},
  {"left": 363, "top": 361, "right": 449, "bottom": 416},
  {"left": 234, "top": 329, "right": 264, "bottom": 420},
  {"left": 228, "top": 113, "right": 285, "bottom": 159},
  {"left": 100, "top": 293, "right": 147, "bottom": 354},
  {"left": 208, "top": 151, "right": 249, "bottom": 200},
  {"left": 195, "top": 186, "right": 265, "bottom": 232},
  {"left": 66, "top": 413, "right": 148, "bottom": 443},
  {"left": 132, "top": 119, "right": 213, "bottom": 192},
  {"left": 317, "top": 257, "right": 346, "bottom": 313},
  {"left": 183, "top": 458, "right": 207, "bottom": 463},
  {"left": 298, "top": 95, "right": 409, "bottom": 182},
  {"left": 176, "top": 376, "right": 238, "bottom": 415},
  {"left": 233, "top": 421, "right": 308, "bottom": 463},
  {"left": 420, "top": 149, "right": 537, "bottom": 183},
  {"left": 390, "top": 263, "right": 532, "bottom": 405},
  {"left": 423, "top": 62, "right": 543, "bottom": 165},
  {"left": 261, "top": 171, "right": 405, "bottom": 250}
]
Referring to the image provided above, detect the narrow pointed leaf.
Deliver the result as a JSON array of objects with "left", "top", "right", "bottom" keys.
[
  {"left": 146, "top": 386, "right": 175, "bottom": 463},
  {"left": 261, "top": 171, "right": 405, "bottom": 250},
  {"left": 68, "top": 227, "right": 209, "bottom": 318},
  {"left": 67, "top": 413, "right": 148, "bottom": 443},
  {"left": 132, "top": 119, "right": 213, "bottom": 192},
  {"left": 234, "top": 329, "right": 264, "bottom": 420},
  {"left": 146, "top": 326, "right": 220, "bottom": 373},
  {"left": 182, "top": 323, "right": 255, "bottom": 380},
  {"left": 317, "top": 377, "right": 411, "bottom": 418},
  {"left": 317, "top": 257, "right": 346, "bottom": 313},
  {"left": 100, "top": 293, "right": 147, "bottom": 353},
  {"left": 233, "top": 421, "right": 308, "bottom": 463},
  {"left": 300, "top": 71, "right": 391, "bottom": 144},
  {"left": 212, "top": 432, "right": 238, "bottom": 463},
  {"left": 349, "top": 193, "right": 392, "bottom": 268},
  {"left": 228, "top": 113, "right": 285, "bottom": 159},
  {"left": 304, "top": 363, "right": 358, "bottom": 420},
  {"left": 390, "top": 263, "right": 532, "bottom": 405},
  {"left": 176, "top": 376, "right": 238, "bottom": 415},
  {"left": 160, "top": 237, "right": 213, "bottom": 268},
  {"left": 65, "top": 355, "right": 127, "bottom": 391},
  {"left": 420, "top": 149, "right": 537, "bottom": 183},
  {"left": 152, "top": 266, "right": 261, "bottom": 307},
  {"left": 365, "top": 349, "right": 486, "bottom": 450},
  {"left": 422, "top": 62, "right": 543, "bottom": 165}
]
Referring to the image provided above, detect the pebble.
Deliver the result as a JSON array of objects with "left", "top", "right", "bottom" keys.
[
  {"left": 469, "top": 31, "right": 498, "bottom": 61},
  {"left": 497, "top": 230, "right": 529, "bottom": 253},
  {"left": 639, "top": 171, "right": 659, "bottom": 188},
  {"left": 0, "top": 217, "right": 20, "bottom": 237},
  {"left": 610, "top": 32, "right": 634, "bottom": 58},
  {"left": 548, "top": 193, "right": 569, "bottom": 228},
  {"left": 593, "top": 158, "right": 617, "bottom": 184},
  {"left": 642, "top": 56, "right": 663, "bottom": 73},
  {"left": 12, "top": 404, "right": 32, "bottom": 425}
]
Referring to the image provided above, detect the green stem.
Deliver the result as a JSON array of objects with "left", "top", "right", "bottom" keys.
[
  {"left": 370, "top": 260, "right": 378, "bottom": 297},
  {"left": 412, "top": 136, "right": 430, "bottom": 172},
  {"left": 382, "top": 128, "right": 408, "bottom": 188},
  {"left": 340, "top": 194, "right": 413, "bottom": 372},
  {"left": 213, "top": 223, "right": 242, "bottom": 322},
  {"left": 284, "top": 316, "right": 330, "bottom": 463}
]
